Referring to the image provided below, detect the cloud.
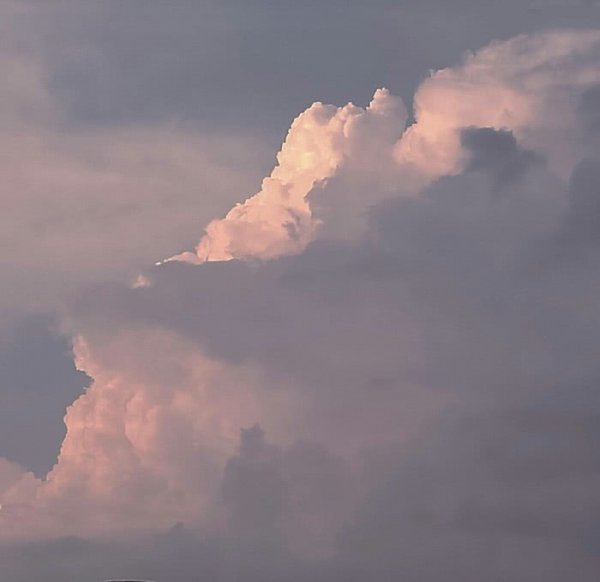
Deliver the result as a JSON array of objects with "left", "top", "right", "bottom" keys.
[
  {"left": 0, "top": 44, "right": 270, "bottom": 333},
  {"left": 0, "top": 328, "right": 290, "bottom": 541},
  {"left": 460, "top": 127, "right": 542, "bottom": 191},
  {"left": 4, "top": 28, "right": 600, "bottom": 582},
  {"left": 552, "top": 158, "right": 600, "bottom": 256},
  {"left": 396, "top": 29, "right": 600, "bottom": 180},
  {"left": 578, "top": 84, "right": 600, "bottom": 145},
  {"left": 166, "top": 89, "right": 407, "bottom": 263},
  {"left": 0, "top": 458, "right": 29, "bottom": 497},
  {"left": 168, "top": 29, "right": 600, "bottom": 265},
  {"left": 0, "top": 316, "right": 88, "bottom": 475}
]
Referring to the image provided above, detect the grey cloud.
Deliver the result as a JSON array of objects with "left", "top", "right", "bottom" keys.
[
  {"left": 461, "top": 127, "right": 542, "bottom": 191},
  {"left": 70, "top": 145, "right": 597, "bottom": 415},
  {"left": 0, "top": 316, "right": 88, "bottom": 475},
  {"left": 222, "top": 425, "right": 288, "bottom": 544},
  {"left": 56, "top": 124, "right": 600, "bottom": 579},
  {"left": 7, "top": 1, "right": 600, "bottom": 134},
  {"left": 577, "top": 84, "right": 600, "bottom": 143},
  {"left": 554, "top": 159, "right": 600, "bottom": 254},
  {"left": 222, "top": 426, "right": 353, "bottom": 551},
  {"left": 23, "top": 2, "right": 405, "bottom": 132},
  {"left": 0, "top": 528, "right": 222, "bottom": 582},
  {"left": 0, "top": 427, "right": 352, "bottom": 582}
]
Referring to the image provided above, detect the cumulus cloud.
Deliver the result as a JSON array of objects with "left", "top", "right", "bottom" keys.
[
  {"left": 167, "top": 29, "right": 600, "bottom": 265},
  {"left": 4, "top": 28, "right": 600, "bottom": 582},
  {"left": 166, "top": 89, "right": 407, "bottom": 263},
  {"left": 396, "top": 29, "right": 600, "bottom": 179},
  {"left": 0, "top": 328, "right": 295, "bottom": 542},
  {"left": 0, "top": 458, "right": 29, "bottom": 498}
]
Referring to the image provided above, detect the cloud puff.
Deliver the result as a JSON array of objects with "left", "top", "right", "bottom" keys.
[
  {"left": 0, "top": 328, "right": 295, "bottom": 541},
  {"left": 167, "top": 89, "right": 407, "bottom": 263},
  {"left": 396, "top": 29, "right": 600, "bottom": 179}
]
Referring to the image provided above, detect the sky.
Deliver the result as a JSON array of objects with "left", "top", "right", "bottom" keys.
[{"left": 2, "top": 1, "right": 600, "bottom": 580}]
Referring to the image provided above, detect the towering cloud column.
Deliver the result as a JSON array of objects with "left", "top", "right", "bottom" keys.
[{"left": 167, "top": 89, "right": 407, "bottom": 263}]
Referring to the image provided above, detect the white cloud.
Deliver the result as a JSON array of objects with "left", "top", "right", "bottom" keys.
[{"left": 166, "top": 88, "right": 408, "bottom": 263}]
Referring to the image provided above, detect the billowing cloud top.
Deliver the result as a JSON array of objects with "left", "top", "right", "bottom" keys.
[
  {"left": 165, "top": 30, "right": 600, "bottom": 266},
  {"left": 165, "top": 88, "right": 407, "bottom": 264}
]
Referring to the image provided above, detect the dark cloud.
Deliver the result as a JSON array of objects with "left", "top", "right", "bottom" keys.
[
  {"left": 577, "top": 84, "right": 600, "bottom": 143},
  {"left": 53, "top": 141, "right": 600, "bottom": 579},
  {"left": 0, "top": 527, "right": 222, "bottom": 582},
  {"left": 26, "top": 2, "right": 407, "bottom": 133},
  {"left": 222, "top": 425, "right": 288, "bottom": 543},
  {"left": 0, "top": 316, "right": 88, "bottom": 475},
  {"left": 550, "top": 159, "right": 600, "bottom": 265},
  {"left": 461, "top": 127, "right": 542, "bottom": 191},
  {"left": 561, "top": 159, "right": 600, "bottom": 242},
  {"left": 6, "top": 1, "right": 600, "bottom": 133}
]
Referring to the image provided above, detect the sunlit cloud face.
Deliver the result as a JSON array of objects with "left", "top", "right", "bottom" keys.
[
  {"left": 165, "top": 89, "right": 408, "bottom": 264},
  {"left": 165, "top": 30, "right": 600, "bottom": 267},
  {"left": 3, "top": 11, "right": 600, "bottom": 582}
]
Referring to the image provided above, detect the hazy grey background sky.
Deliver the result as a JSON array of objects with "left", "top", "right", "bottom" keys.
[{"left": 2, "top": 1, "right": 600, "bottom": 580}]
